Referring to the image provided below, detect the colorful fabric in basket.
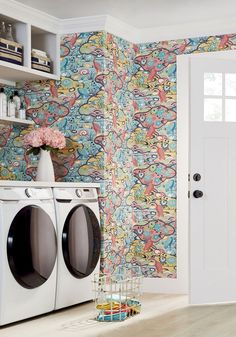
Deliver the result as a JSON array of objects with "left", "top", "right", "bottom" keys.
[
  {"left": 96, "top": 302, "right": 122, "bottom": 310},
  {"left": 96, "top": 299, "right": 141, "bottom": 321},
  {"left": 97, "top": 311, "right": 127, "bottom": 321}
]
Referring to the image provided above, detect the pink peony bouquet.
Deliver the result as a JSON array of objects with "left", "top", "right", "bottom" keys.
[{"left": 24, "top": 127, "right": 66, "bottom": 155}]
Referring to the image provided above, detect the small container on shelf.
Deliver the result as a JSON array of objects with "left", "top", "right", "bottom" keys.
[
  {"left": 13, "top": 91, "right": 20, "bottom": 116},
  {"left": 0, "top": 88, "right": 7, "bottom": 118},
  {"left": 5, "top": 24, "right": 14, "bottom": 42},
  {"left": 18, "top": 102, "right": 26, "bottom": 120},
  {"left": 0, "top": 22, "right": 6, "bottom": 39},
  {"left": 31, "top": 48, "right": 51, "bottom": 73}
]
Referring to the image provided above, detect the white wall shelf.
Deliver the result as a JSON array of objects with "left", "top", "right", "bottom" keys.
[
  {"left": 0, "top": 61, "right": 59, "bottom": 86},
  {"left": 0, "top": 13, "right": 60, "bottom": 86},
  {"left": 0, "top": 117, "right": 34, "bottom": 125}
]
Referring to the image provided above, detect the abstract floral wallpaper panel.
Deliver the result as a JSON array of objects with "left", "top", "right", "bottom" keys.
[
  {"left": 0, "top": 32, "right": 107, "bottom": 182},
  {"left": 1, "top": 31, "right": 236, "bottom": 278}
]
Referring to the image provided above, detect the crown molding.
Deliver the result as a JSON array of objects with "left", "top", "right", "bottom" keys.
[
  {"left": 2, "top": 0, "right": 236, "bottom": 44},
  {"left": 139, "top": 18, "right": 236, "bottom": 43},
  {"left": 59, "top": 14, "right": 139, "bottom": 42},
  {"left": 0, "top": 0, "right": 59, "bottom": 33},
  {"left": 58, "top": 15, "right": 107, "bottom": 35},
  {"left": 105, "top": 15, "right": 139, "bottom": 43},
  {"left": 49, "top": 14, "right": 236, "bottom": 44}
]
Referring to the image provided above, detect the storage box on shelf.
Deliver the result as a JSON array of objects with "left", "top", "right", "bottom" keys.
[
  {"left": 31, "top": 49, "right": 51, "bottom": 73},
  {"left": 31, "top": 25, "right": 59, "bottom": 77},
  {"left": 0, "top": 13, "right": 59, "bottom": 86},
  {"left": 0, "top": 38, "right": 23, "bottom": 66}
]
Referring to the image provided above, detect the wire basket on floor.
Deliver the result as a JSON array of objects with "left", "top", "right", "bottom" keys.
[{"left": 92, "top": 266, "right": 143, "bottom": 322}]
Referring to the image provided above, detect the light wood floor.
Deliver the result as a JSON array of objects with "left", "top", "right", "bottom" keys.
[{"left": 1, "top": 293, "right": 236, "bottom": 337}]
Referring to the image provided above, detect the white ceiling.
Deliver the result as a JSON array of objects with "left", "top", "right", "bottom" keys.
[{"left": 14, "top": 0, "right": 236, "bottom": 29}]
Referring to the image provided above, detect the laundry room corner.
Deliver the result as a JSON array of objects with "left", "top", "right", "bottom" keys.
[{"left": 2, "top": 0, "right": 236, "bottom": 335}]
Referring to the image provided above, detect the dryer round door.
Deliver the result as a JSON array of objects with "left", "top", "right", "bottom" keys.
[
  {"left": 62, "top": 205, "right": 101, "bottom": 279},
  {"left": 7, "top": 205, "right": 57, "bottom": 289}
]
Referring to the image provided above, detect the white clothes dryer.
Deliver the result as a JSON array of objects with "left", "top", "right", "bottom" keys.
[
  {"left": 0, "top": 187, "right": 57, "bottom": 325},
  {"left": 53, "top": 187, "right": 101, "bottom": 310}
]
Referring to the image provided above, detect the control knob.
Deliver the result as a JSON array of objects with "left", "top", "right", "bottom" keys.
[
  {"left": 25, "top": 188, "right": 32, "bottom": 198},
  {"left": 75, "top": 189, "right": 82, "bottom": 198}
]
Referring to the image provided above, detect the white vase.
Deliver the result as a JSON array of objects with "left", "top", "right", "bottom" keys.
[{"left": 36, "top": 148, "right": 55, "bottom": 182}]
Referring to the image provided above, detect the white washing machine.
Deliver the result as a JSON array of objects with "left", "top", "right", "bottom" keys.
[
  {"left": 0, "top": 187, "right": 57, "bottom": 325},
  {"left": 53, "top": 187, "right": 101, "bottom": 310}
]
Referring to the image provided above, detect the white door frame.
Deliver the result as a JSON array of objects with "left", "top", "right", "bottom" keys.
[{"left": 176, "top": 50, "right": 236, "bottom": 296}]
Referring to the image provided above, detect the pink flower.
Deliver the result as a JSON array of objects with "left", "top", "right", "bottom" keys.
[{"left": 24, "top": 127, "right": 66, "bottom": 153}]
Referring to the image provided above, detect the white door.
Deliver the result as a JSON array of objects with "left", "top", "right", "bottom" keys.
[{"left": 190, "top": 56, "right": 236, "bottom": 304}]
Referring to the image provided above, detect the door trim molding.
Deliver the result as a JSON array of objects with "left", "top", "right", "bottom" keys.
[
  {"left": 176, "top": 50, "right": 236, "bottom": 297},
  {"left": 176, "top": 54, "right": 190, "bottom": 295}
]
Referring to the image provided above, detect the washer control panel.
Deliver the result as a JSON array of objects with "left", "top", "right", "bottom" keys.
[{"left": 0, "top": 187, "right": 53, "bottom": 200}]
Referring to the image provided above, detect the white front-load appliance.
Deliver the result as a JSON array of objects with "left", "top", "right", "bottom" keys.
[
  {"left": 53, "top": 187, "right": 101, "bottom": 309},
  {"left": 0, "top": 187, "right": 57, "bottom": 325}
]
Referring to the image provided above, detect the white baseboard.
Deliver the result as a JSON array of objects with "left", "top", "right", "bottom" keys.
[{"left": 143, "top": 278, "right": 188, "bottom": 294}]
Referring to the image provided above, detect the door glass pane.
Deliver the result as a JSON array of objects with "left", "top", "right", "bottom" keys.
[
  {"left": 225, "top": 74, "right": 236, "bottom": 96},
  {"left": 62, "top": 205, "right": 101, "bottom": 279},
  {"left": 204, "top": 73, "right": 222, "bottom": 95},
  {"left": 7, "top": 206, "right": 57, "bottom": 289},
  {"left": 204, "top": 98, "right": 222, "bottom": 121},
  {"left": 225, "top": 99, "right": 236, "bottom": 121}
]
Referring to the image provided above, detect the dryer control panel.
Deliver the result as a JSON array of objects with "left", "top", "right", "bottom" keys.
[
  {"left": 75, "top": 188, "right": 96, "bottom": 199},
  {"left": 53, "top": 188, "right": 98, "bottom": 201}
]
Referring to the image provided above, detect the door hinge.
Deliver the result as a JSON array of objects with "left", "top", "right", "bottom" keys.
[
  {"left": 188, "top": 174, "right": 190, "bottom": 181},
  {"left": 188, "top": 191, "right": 190, "bottom": 198}
]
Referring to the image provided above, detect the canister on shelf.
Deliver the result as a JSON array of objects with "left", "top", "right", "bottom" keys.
[{"left": 18, "top": 102, "right": 26, "bottom": 119}]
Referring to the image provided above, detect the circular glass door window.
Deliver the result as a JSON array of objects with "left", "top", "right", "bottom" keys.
[
  {"left": 7, "top": 205, "right": 57, "bottom": 289},
  {"left": 62, "top": 205, "right": 101, "bottom": 278}
]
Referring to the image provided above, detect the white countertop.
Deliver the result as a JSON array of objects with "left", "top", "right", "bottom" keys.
[{"left": 0, "top": 180, "right": 100, "bottom": 188}]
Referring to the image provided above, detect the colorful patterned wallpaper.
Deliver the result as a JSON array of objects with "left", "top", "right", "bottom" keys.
[{"left": 1, "top": 31, "right": 236, "bottom": 278}]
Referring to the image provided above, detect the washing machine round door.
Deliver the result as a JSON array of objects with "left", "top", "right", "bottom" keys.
[
  {"left": 7, "top": 205, "right": 57, "bottom": 289},
  {"left": 62, "top": 205, "right": 101, "bottom": 278}
]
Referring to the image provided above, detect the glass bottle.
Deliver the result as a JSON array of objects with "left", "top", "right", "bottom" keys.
[
  {"left": 5, "top": 24, "right": 14, "bottom": 42},
  {"left": 0, "top": 22, "right": 6, "bottom": 39}
]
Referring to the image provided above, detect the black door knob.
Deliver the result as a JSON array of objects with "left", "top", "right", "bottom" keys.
[
  {"left": 193, "top": 173, "right": 201, "bottom": 181},
  {"left": 193, "top": 190, "right": 203, "bottom": 198}
]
